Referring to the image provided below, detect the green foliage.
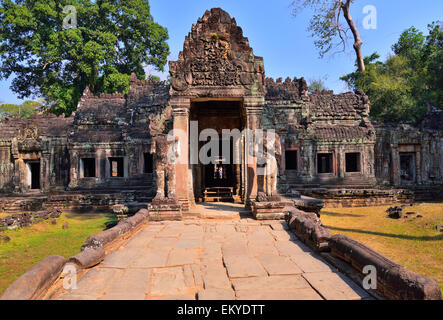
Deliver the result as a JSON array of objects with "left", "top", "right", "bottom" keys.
[
  {"left": 0, "top": 100, "right": 43, "bottom": 119},
  {"left": 0, "top": 0, "right": 170, "bottom": 116},
  {"left": 147, "top": 74, "right": 161, "bottom": 83},
  {"left": 341, "top": 22, "right": 442, "bottom": 124},
  {"left": 308, "top": 78, "right": 328, "bottom": 93}
]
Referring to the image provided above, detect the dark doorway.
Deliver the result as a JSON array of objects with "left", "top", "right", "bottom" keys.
[
  {"left": 29, "top": 162, "right": 40, "bottom": 190},
  {"left": 318, "top": 153, "right": 333, "bottom": 174},
  {"left": 109, "top": 158, "right": 124, "bottom": 177},
  {"left": 346, "top": 153, "right": 361, "bottom": 173},
  {"left": 82, "top": 158, "right": 96, "bottom": 178},
  {"left": 285, "top": 150, "right": 298, "bottom": 170},
  {"left": 144, "top": 153, "right": 153, "bottom": 174},
  {"left": 190, "top": 100, "right": 243, "bottom": 202},
  {"left": 204, "top": 140, "right": 234, "bottom": 188},
  {"left": 400, "top": 153, "right": 415, "bottom": 182}
]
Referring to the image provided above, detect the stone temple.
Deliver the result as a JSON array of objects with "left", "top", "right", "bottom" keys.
[{"left": 0, "top": 8, "right": 442, "bottom": 214}]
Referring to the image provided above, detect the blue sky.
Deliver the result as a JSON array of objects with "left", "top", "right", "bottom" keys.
[{"left": 1, "top": 0, "right": 442, "bottom": 104}]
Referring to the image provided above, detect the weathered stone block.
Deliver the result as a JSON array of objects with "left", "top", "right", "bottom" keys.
[
  {"left": 1, "top": 255, "right": 66, "bottom": 300},
  {"left": 68, "top": 247, "right": 105, "bottom": 269},
  {"left": 251, "top": 201, "right": 286, "bottom": 220},
  {"left": 329, "top": 234, "right": 442, "bottom": 300}
]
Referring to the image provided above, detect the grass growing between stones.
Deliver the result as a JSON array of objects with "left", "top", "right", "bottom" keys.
[
  {"left": 0, "top": 212, "right": 117, "bottom": 296},
  {"left": 321, "top": 202, "right": 443, "bottom": 294}
]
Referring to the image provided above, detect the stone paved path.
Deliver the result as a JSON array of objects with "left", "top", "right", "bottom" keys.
[
  {"left": 56, "top": 219, "right": 371, "bottom": 300},
  {"left": 188, "top": 203, "right": 249, "bottom": 219}
]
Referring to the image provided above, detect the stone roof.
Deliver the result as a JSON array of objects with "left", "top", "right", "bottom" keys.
[
  {"left": 69, "top": 77, "right": 171, "bottom": 144},
  {"left": 312, "top": 125, "right": 373, "bottom": 142},
  {"left": 0, "top": 113, "right": 73, "bottom": 140},
  {"left": 307, "top": 91, "right": 370, "bottom": 121},
  {"left": 73, "top": 88, "right": 127, "bottom": 126}
]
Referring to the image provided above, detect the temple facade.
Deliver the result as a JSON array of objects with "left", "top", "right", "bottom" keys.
[{"left": 0, "top": 8, "right": 442, "bottom": 211}]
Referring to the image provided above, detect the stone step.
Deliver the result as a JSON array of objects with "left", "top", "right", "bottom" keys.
[
  {"left": 204, "top": 192, "right": 232, "bottom": 197},
  {"left": 203, "top": 197, "right": 234, "bottom": 203}
]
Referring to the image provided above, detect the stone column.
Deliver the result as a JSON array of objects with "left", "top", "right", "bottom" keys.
[
  {"left": 415, "top": 145, "right": 422, "bottom": 184},
  {"left": 172, "top": 98, "right": 191, "bottom": 210},
  {"left": 337, "top": 147, "right": 345, "bottom": 179},
  {"left": 391, "top": 147, "right": 400, "bottom": 186},
  {"left": 41, "top": 151, "right": 50, "bottom": 192},
  {"left": 68, "top": 149, "right": 79, "bottom": 190}
]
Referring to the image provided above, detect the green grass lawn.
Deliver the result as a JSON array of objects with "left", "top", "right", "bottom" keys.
[
  {"left": 321, "top": 202, "right": 443, "bottom": 293},
  {"left": 0, "top": 212, "right": 117, "bottom": 296}
]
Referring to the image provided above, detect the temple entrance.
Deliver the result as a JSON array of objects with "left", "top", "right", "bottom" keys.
[
  {"left": 190, "top": 100, "right": 244, "bottom": 203},
  {"left": 26, "top": 161, "right": 41, "bottom": 190},
  {"left": 400, "top": 152, "right": 416, "bottom": 183}
]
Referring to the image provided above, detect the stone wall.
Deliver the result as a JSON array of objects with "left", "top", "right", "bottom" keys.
[
  {"left": 375, "top": 124, "right": 443, "bottom": 188},
  {"left": 263, "top": 81, "right": 376, "bottom": 194},
  {"left": 66, "top": 79, "right": 171, "bottom": 193},
  {"left": 0, "top": 114, "right": 72, "bottom": 193}
]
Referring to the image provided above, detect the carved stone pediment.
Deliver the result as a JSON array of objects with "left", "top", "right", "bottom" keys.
[
  {"left": 169, "top": 8, "right": 265, "bottom": 96},
  {"left": 22, "top": 126, "right": 39, "bottom": 140}
]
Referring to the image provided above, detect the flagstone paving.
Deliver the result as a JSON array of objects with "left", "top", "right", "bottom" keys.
[{"left": 55, "top": 219, "right": 372, "bottom": 300}]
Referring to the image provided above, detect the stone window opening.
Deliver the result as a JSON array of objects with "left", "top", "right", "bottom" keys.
[
  {"left": 109, "top": 157, "right": 124, "bottom": 178},
  {"left": 144, "top": 153, "right": 154, "bottom": 174},
  {"left": 317, "top": 153, "right": 333, "bottom": 174},
  {"left": 81, "top": 158, "right": 96, "bottom": 178},
  {"left": 346, "top": 153, "right": 361, "bottom": 173},
  {"left": 285, "top": 150, "right": 298, "bottom": 170},
  {"left": 26, "top": 161, "right": 41, "bottom": 190}
]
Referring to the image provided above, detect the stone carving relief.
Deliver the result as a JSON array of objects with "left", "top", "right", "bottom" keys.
[
  {"left": 169, "top": 8, "right": 264, "bottom": 95},
  {"left": 22, "top": 126, "right": 38, "bottom": 140},
  {"left": 190, "top": 38, "right": 242, "bottom": 87},
  {"left": 151, "top": 134, "right": 181, "bottom": 204},
  {"left": 254, "top": 131, "right": 283, "bottom": 201}
]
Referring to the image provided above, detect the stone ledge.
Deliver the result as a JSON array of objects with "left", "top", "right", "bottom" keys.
[
  {"left": 68, "top": 247, "right": 105, "bottom": 269},
  {"left": 328, "top": 234, "right": 442, "bottom": 300},
  {"left": 0, "top": 255, "right": 66, "bottom": 300},
  {"left": 285, "top": 206, "right": 441, "bottom": 300},
  {"left": 81, "top": 209, "right": 149, "bottom": 251},
  {"left": 285, "top": 207, "right": 331, "bottom": 252},
  {"left": 288, "top": 196, "right": 325, "bottom": 215}
]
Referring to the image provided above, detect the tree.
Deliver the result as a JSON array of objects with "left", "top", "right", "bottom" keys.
[
  {"left": 307, "top": 78, "right": 328, "bottom": 93},
  {"left": 292, "top": 0, "right": 365, "bottom": 71},
  {"left": 0, "top": 0, "right": 170, "bottom": 116},
  {"left": 0, "top": 100, "right": 43, "bottom": 119},
  {"left": 341, "top": 22, "right": 442, "bottom": 124}
]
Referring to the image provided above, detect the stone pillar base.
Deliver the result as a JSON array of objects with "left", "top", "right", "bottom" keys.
[
  {"left": 251, "top": 200, "right": 288, "bottom": 220},
  {"left": 148, "top": 201, "right": 182, "bottom": 221}
]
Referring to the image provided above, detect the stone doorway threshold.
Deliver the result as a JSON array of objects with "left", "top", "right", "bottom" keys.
[{"left": 186, "top": 202, "right": 251, "bottom": 220}]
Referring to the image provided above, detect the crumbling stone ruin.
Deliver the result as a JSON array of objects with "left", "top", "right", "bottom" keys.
[
  {"left": 0, "top": 208, "right": 61, "bottom": 230},
  {"left": 386, "top": 206, "right": 403, "bottom": 219},
  {"left": 0, "top": 8, "right": 441, "bottom": 212}
]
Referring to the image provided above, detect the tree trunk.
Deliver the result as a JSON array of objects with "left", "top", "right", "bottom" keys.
[{"left": 342, "top": 1, "right": 365, "bottom": 72}]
